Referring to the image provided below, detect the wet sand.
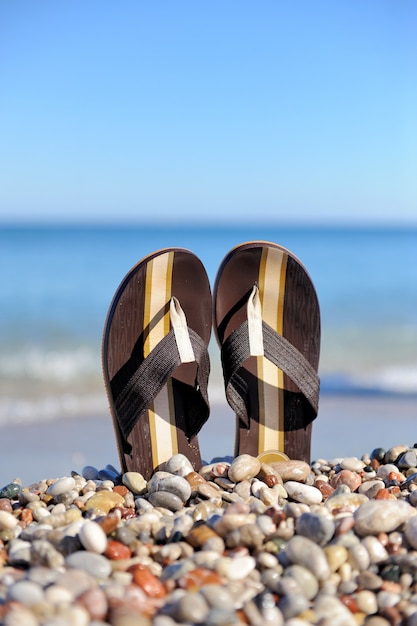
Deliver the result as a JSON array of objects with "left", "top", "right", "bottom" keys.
[{"left": 0, "top": 395, "right": 416, "bottom": 487}]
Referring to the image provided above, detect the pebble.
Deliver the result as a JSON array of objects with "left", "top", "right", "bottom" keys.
[
  {"left": 2, "top": 445, "right": 417, "bottom": 624},
  {"left": 148, "top": 491, "right": 184, "bottom": 511},
  {"left": 331, "top": 469, "right": 362, "bottom": 492},
  {"left": 0, "top": 482, "right": 22, "bottom": 499},
  {"left": 78, "top": 520, "right": 108, "bottom": 554},
  {"left": 279, "top": 593, "right": 309, "bottom": 620},
  {"left": 164, "top": 453, "right": 194, "bottom": 477},
  {"left": 296, "top": 511, "right": 335, "bottom": 545},
  {"left": 359, "top": 479, "right": 385, "bottom": 498},
  {"left": 0, "top": 509, "right": 19, "bottom": 530},
  {"left": 85, "top": 490, "right": 125, "bottom": 513},
  {"left": 7, "top": 580, "right": 44, "bottom": 606},
  {"left": 315, "top": 593, "right": 357, "bottom": 625},
  {"left": 122, "top": 472, "right": 147, "bottom": 495},
  {"left": 215, "top": 555, "right": 256, "bottom": 580},
  {"left": 147, "top": 472, "right": 192, "bottom": 502},
  {"left": 284, "top": 481, "right": 322, "bottom": 504},
  {"left": 354, "top": 499, "right": 413, "bottom": 535},
  {"left": 271, "top": 460, "right": 311, "bottom": 482},
  {"left": 340, "top": 457, "right": 366, "bottom": 472},
  {"left": 65, "top": 551, "right": 112, "bottom": 579},
  {"left": 227, "top": 454, "right": 261, "bottom": 482},
  {"left": 284, "top": 564, "right": 319, "bottom": 600},
  {"left": 286, "top": 535, "right": 330, "bottom": 580},
  {"left": 46, "top": 476, "right": 76, "bottom": 497},
  {"left": 323, "top": 544, "right": 348, "bottom": 572}
]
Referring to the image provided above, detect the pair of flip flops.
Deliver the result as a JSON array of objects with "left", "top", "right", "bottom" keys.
[{"left": 102, "top": 242, "right": 320, "bottom": 480}]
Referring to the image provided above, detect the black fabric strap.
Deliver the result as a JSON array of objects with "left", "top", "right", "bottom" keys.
[
  {"left": 115, "top": 327, "right": 210, "bottom": 440},
  {"left": 221, "top": 320, "right": 320, "bottom": 427}
]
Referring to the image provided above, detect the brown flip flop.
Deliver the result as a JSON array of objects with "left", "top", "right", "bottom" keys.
[
  {"left": 213, "top": 241, "right": 320, "bottom": 463},
  {"left": 102, "top": 248, "right": 212, "bottom": 479}
]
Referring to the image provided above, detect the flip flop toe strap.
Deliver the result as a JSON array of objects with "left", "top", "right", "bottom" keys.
[
  {"left": 221, "top": 319, "right": 320, "bottom": 427},
  {"left": 115, "top": 326, "right": 210, "bottom": 441}
]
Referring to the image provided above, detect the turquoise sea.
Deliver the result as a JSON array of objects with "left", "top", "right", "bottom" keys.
[{"left": 0, "top": 224, "right": 416, "bottom": 428}]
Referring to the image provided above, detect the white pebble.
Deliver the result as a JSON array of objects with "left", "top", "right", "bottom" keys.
[
  {"left": 376, "top": 464, "right": 402, "bottom": 479},
  {"left": 340, "top": 457, "right": 365, "bottom": 472},
  {"left": 44, "top": 584, "right": 74, "bottom": 605},
  {"left": 0, "top": 510, "right": 18, "bottom": 530},
  {"left": 361, "top": 536, "right": 389, "bottom": 564},
  {"left": 355, "top": 589, "right": 378, "bottom": 614},
  {"left": 47, "top": 476, "right": 76, "bottom": 496},
  {"left": 32, "top": 507, "right": 51, "bottom": 522},
  {"left": 215, "top": 555, "right": 256, "bottom": 580},
  {"left": 354, "top": 500, "right": 413, "bottom": 535},
  {"left": 284, "top": 481, "right": 322, "bottom": 505},
  {"left": 78, "top": 520, "right": 108, "bottom": 554},
  {"left": 164, "top": 453, "right": 194, "bottom": 476},
  {"left": 7, "top": 580, "right": 44, "bottom": 606}
]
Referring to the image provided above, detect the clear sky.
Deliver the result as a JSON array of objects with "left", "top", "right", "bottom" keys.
[{"left": 0, "top": 1, "right": 416, "bottom": 225}]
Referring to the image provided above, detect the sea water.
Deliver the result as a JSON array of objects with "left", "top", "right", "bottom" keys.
[{"left": 0, "top": 224, "right": 416, "bottom": 426}]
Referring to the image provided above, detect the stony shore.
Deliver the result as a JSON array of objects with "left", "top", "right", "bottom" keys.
[{"left": 2, "top": 445, "right": 417, "bottom": 625}]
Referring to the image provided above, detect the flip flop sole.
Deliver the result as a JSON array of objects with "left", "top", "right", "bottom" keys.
[
  {"left": 214, "top": 241, "right": 320, "bottom": 462},
  {"left": 103, "top": 248, "right": 212, "bottom": 478}
]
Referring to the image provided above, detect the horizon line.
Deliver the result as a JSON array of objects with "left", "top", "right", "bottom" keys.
[{"left": 1, "top": 218, "right": 417, "bottom": 230}]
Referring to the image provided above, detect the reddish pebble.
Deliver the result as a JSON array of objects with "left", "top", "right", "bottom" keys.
[
  {"left": 340, "top": 594, "right": 359, "bottom": 613},
  {"left": 375, "top": 489, "right": 396, "bottom": 501},
  {"left": 0, "top": 499, "right": 13, "bottom": 513},
  {"left": 98, "top": 514, "right": 120, "bottom": 536},
  {"left": 104, "top": 539, "right": 132, "bottom": 560},
  {"left": 386, "top": 542, "right": 401, "bottom": 555},
  {"left": 178, "top": 566, "right": 223, "bottom": 590},
  {"left": 315, "top": 480, "right": 335, "bottom": 499},
  {"left": 388, "top": 471, "right": 405, "bottom": 483},
  {"left": 264, "top": 474, "right": 279, "bottom": 487},
  {"left": 77, "top": 587, "right": 108, "bottom": 621},
  {"left": 113, "top": 485, "right": 129, "bottom": 497},
  {"left": 20, "top": 509, "right": 33, "bottom": 525},
  {"left": 119, "top": 507, "right": 136, "bottom": 519},
  {"left": 331, "top": 470, "right": 362, "bottom": 492},
  {"left": 129, "top": 564, "right": 166, "bottom": 598},
  {"left": 185, "top": 471, "right": 207, "bottom": 492}
]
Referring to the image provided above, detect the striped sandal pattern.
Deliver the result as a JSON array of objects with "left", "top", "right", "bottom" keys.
[
  {"left": 213, "top": 241, "right": 320, "bottom": 463},
  {"left": 102, "top": 248, "right": 212, "bottom": 479}
]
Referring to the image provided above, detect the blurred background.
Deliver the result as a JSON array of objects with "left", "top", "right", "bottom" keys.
[{"left": 0, "top": 2, "right": 416, "bottom": 483}]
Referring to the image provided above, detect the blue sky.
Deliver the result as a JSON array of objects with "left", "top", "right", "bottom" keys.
[{"left": 0, "top": 1, "right": 416, "bottom": 225}]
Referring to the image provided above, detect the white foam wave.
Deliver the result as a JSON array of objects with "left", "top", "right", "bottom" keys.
[
  {"left": 0, "top": 393, "right": 108, "bottom": 427},
  {"left": 0, "top": 346, "right": 99, "bottom": 383},
  {"left": 353, "top": 365, "right": 417, "bottom": 395}
]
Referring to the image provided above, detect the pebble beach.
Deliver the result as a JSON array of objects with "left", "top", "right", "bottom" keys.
[{"left": 3, "top": 443, "right": 417, "bottom": 625}]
